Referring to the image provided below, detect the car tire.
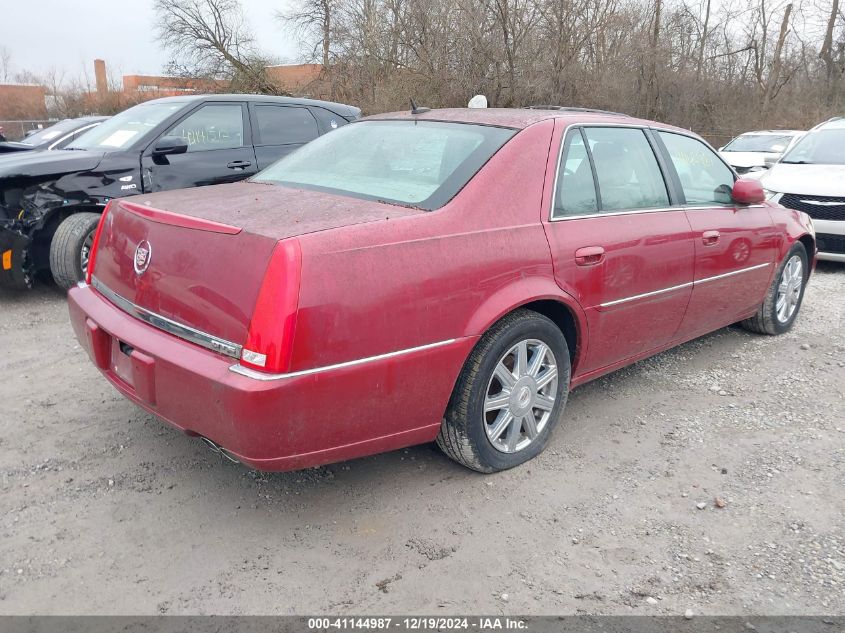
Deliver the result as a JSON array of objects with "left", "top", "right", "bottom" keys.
[
  {"left": 437, "top": 309, "right": 570, "bottom": 473},
  {"left": 49, "top": 212, "right": 102, "bottom": 290},
  {"left": 741, "top": 242, "right": 808, "bottom": 336}
]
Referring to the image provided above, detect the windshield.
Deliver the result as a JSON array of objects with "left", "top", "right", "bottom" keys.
[
  {"left": 67, "top": 102, "right": 185, "bottom": 151},
  {"left": 252, "top": 120, "right": 516, "bottom": 210},
  {"left": 18, "top": 120, "right": 82, "bottom": 146},
  {"left": 723, "top": 133, "right": 796, "bottom": 153},
  {"left": 781, "top": 126, "right": 845, "bottom": 165}
]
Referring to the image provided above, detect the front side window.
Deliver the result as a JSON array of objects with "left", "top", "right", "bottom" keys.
[
  {"left": 658, "top": 132, "right": 734, "bottom": 205},
  {"left": 553, "top": 130, "right": 598, "bottom": 217},
  {"left": 165, "top": 104, "right": 245, "bottom": 153},
  {"left": 583, "top": 127, "right": 670, "bottom": 212},
  {"left": 253, "top": 120, "right": 516, "bottom": 210},
  {"left": 255, "top": 106, "right": 319, "bottom": 145}
]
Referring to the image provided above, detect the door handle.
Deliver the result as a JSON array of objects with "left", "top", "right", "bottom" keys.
[
  {"left": 575, "top": 246, "right": 605, "bottom": 266},
  {"left": 702, "top": 230, "right": 720, "bottom": 246},
  {"left": 227, "top": 160, "right": 252, "bottom": 170}
]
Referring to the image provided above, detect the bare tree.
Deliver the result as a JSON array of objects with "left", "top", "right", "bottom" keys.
[
  {"left": 153, "top": 0, "right": 283, "bottom": 94},
  {"left": 0, "top": 46, "right": 11, "bottom": 83},
  {"left": 279, "top": 0, "right": 338, "bottom": 68}
]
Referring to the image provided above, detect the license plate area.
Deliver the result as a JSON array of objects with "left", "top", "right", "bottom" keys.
[
  {"left": 111, "top": 338, "right": 135, "bottom": 387},
  {"left": 108, "top": 337, "right": 157, "bottom": 405}
]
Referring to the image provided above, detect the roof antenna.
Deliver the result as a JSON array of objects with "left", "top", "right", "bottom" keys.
[{"left": 410, "top": 98, "right": 430, "bottom": 115}]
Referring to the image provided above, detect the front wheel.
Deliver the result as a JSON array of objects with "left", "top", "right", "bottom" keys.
[
  {"left": 437, "top": 309, "right": 570, "bottom": 473},
  {"left": 741, "top": 242, "right": 808, "bottom": 335},
  {"left": 49, "top": 212, "right": 102, "bottom": 290}
]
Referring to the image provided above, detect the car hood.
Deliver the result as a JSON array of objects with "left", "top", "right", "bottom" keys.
[
  {"left": 719, "top": 151, "right": 777, "bottom": 168},
  {"left": 759, "top": 163, "right": 845, "bottom": 196},
  {"left": 0, "top": 149, "right": 105, "bottom": 179},
  {"left": 0, "top": 142, "right": 35, "bottom": 154}
]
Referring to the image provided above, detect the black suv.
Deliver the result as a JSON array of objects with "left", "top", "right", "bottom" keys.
[{"left": 0, "top": 94, "right": 360, "bottom": 289}]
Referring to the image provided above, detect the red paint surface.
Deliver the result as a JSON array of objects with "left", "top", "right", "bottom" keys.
[{"left": 69, "top": 110, "right": 815, "bottom": 471}]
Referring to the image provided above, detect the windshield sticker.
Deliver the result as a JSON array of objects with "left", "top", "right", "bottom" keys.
[{"left": 100, "top": 130, "right": 139, "bottom": 148}]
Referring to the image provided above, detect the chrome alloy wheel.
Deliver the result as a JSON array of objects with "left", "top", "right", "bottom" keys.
[
  {"left": 484, "top": 339, "right": 559, "bottom": 453},
  {"left": 775, "top": 254, "right": 803, "bottom": 323},
  {"left": 80, "top": 230, "right": 95, "bottom": 277}
]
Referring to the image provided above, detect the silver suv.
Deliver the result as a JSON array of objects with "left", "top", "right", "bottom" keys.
[{"left": 759, "top": 117, "right": 845, "bottom": 262}]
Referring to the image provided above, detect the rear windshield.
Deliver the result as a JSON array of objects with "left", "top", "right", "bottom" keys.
[
  {"left": 781, "top": 127, "right": 845, "bottom": 165},
  {"left": 253, "top": 120, "right": 516, "bottom": 210},
  {"left": 723, "top": 134, "right": 796, "bottom": 153},
  {"left": 67, "top": 102, "right": 185, "bottom": 151}
]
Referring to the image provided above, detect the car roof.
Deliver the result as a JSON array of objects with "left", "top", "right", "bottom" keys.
[
  {"left": 140, "top": 93, "right": 359, "bottom": 116},
  {"left": 365, "top": 107, "right": 691, "bottom": 133}
]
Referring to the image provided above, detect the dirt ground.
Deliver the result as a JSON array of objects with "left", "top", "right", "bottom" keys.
[{"left": 1, "top": 264, "right": 843, "bottom": 616}]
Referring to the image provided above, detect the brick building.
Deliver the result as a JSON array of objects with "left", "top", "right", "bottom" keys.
[{"left": 0, "top": 84, "right": 48, "bottom": 120}]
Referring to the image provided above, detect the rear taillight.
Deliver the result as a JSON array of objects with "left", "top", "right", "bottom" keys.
[
  {"left": 86, "top": 202, "right": 112, "bottom": 284},
  {"left": 240, "top": 239, "right": 302, "bottom": 374}
]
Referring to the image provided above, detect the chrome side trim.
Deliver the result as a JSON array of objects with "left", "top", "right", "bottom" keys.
[
  {"left": 598, "top": 262, "right": 772, "bottom": 308},
  {"left": 229, "top": 338, "right": 459, "bottom": 381},
  {"left": 600, "top": 280, "right": 693, "bottom": 307},
  {"left": 91, "top": 276, "right": 243, "bottom": 359},
  {"left": 693, "top": 262, "right": 771, "bottom": 285},
  {"left": 550, "top": 206, "right": 685, "bottom": 222}
]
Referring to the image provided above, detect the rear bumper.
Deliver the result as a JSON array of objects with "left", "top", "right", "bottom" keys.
[{"left": 68, "top": 283, "right": 473, "bottom": 471}]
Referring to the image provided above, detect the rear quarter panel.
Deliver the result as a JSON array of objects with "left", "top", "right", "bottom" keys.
[{"left": 290, "top": 119, "right": 586, "bottom": 373}]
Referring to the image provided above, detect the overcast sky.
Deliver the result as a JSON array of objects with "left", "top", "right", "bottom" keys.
[{"left": 1, "top": 0, "right": 300, "bottom": 84}]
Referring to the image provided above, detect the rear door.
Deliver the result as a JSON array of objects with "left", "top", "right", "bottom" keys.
[
  {"left": 141, "top": 102, "right": 257, "bottom": 192},
  {"left": 654, "top": 131, "right": 779, "bottom": 338},
  {"left": 249, "top": 104, "right": 320, "bottom": 170},
  {"left": 542, "top": 122, "right": 695, "bottom": 374}
]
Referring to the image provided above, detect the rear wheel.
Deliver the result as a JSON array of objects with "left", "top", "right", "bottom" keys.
[
  {"left": 49, "top": 212, "right": 101, "bottom": 290},
  {"left": 437, "top": 309, "right": 570, "bottom": 473},
  {"left": 741, "top": 242, "right": 808, "bottom": 335}
]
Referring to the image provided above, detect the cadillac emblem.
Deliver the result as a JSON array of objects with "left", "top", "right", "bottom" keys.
[{"left": 134, "top": 240, "right": 152, "bottom": 275}]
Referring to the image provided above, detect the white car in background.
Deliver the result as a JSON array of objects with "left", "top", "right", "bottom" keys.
[
  {"left": 719, "top": 129, "right": 804, "bottom": 175},
  {"left": 758, "top": 117, "right": 845, "bottom": 262}
]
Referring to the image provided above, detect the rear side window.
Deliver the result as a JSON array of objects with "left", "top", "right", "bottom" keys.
[
  {"left": 658, "top": 132, "right": 734, "bottom": 205},
  {"left": 553, "top": 130, "right": 598, "bottom": 217},
  {"left": 583, "top": 127, "right": 669, "bottom": 212},
  {"left": 165, "top": 104, "right": 245, "bottom": 153},
  {"left": 255, "top": 106, "right": 319, "bottom": 145}
]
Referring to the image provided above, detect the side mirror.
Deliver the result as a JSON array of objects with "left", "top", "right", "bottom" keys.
[
  {"left": 152, "top": 136, "right": 188, "bottom": 156},
  {"left": 732, "top": 178, "right": 766, "bottom": 205}
]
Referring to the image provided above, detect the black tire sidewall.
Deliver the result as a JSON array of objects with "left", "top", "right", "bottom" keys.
[
  {"left": 50, "top": 213, "right": 101, "bottom": 289},
  {"left": 768, "top": 243, "right": 808, "bottom": 334},
  {"left": 463, "top": 316, "right": 570, "bottom": 471}
]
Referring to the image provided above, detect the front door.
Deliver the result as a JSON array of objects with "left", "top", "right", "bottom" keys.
[
  {"left": 142, "top": 102, "right": 258, "bottom": 193},
  {"left": 542, "top": 123, "right": 696, "bottom": 374},
  {"left": 654, "top": 131, "right": 780, "bottom": 338}
]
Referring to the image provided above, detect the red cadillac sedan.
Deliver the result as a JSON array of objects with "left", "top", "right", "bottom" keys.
[{"left": 68, "top": 107, "right": 816, "bottom": 473}]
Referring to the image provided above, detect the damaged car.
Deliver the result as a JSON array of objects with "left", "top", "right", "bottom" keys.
[{"left": 0, "top": 94, "right": 360, "bottom": 289}]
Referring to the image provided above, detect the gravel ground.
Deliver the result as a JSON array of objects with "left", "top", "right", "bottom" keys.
[{"left": 0, "top": 264, "right": 843, "bottom": 615}]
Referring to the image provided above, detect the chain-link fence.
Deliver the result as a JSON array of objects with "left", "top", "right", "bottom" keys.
[{"left": 0, "top": 120, "right": 55, "bottom": 141}]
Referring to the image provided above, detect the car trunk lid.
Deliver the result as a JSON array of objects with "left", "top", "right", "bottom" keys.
[{"left": 90, "top": 182, "right": 422, "bottom": 350}]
